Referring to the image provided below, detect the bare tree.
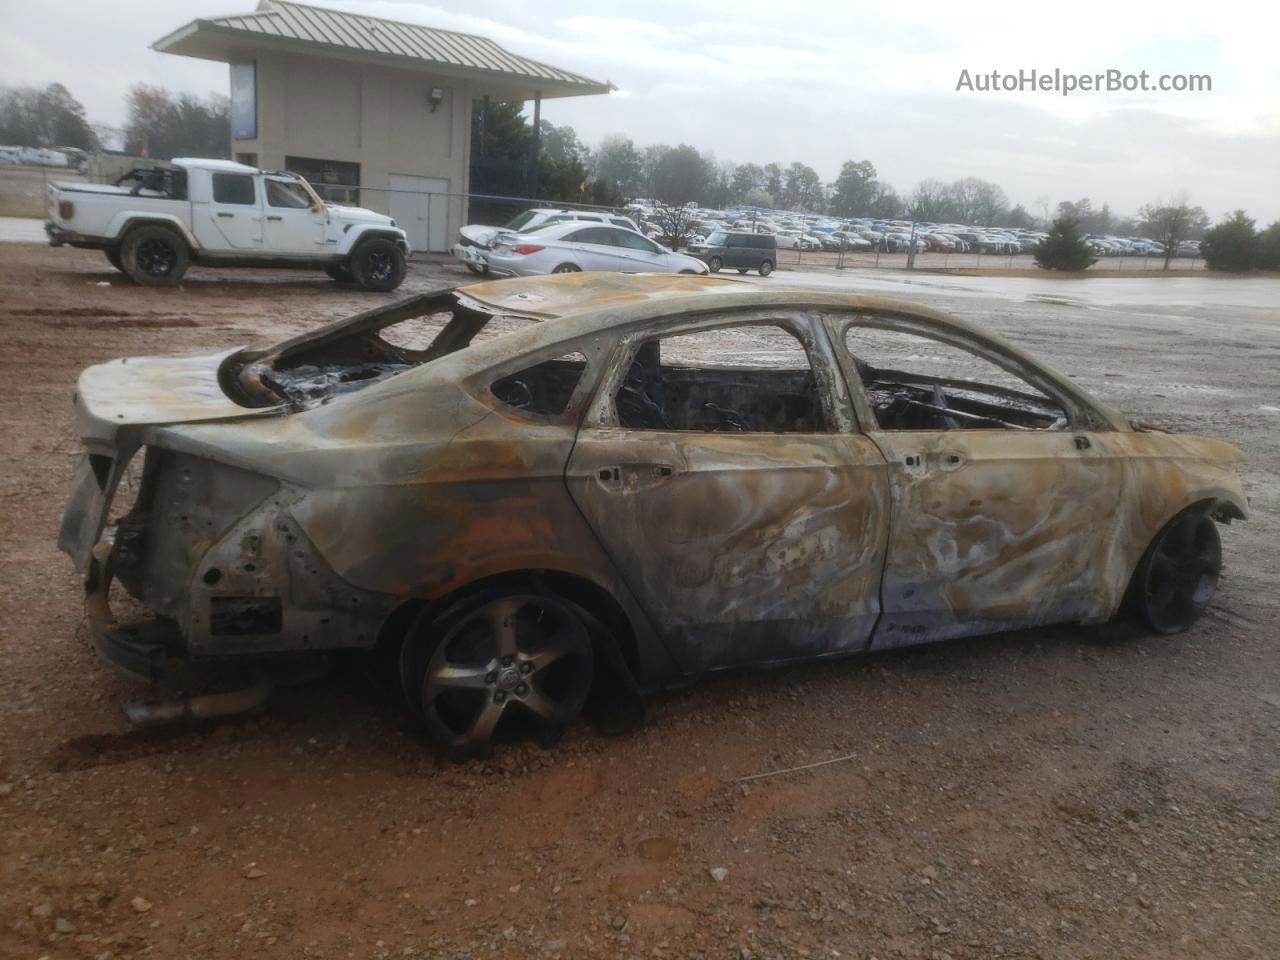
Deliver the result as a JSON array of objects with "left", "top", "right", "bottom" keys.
[
  {"left": 1139, "top": 194, "right": 1208, "bottom": 269},
  {"left": 907, "top": 179, "right": 950, "bottom": 222},
  {"left": 651, "top": 204, "right": 698, "bottom": 250}
]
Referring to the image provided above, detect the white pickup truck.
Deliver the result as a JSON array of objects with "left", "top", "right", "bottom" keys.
[{"left": 45, "top": 157, "right": 410, "bottom": 291}]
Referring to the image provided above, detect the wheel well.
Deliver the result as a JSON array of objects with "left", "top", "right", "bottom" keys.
[
  {"left": 121, "top": 220, "right": 192, "bottom": 253},
  {"left": 1120, "top": 496, "right": 1234, "bottom": 613},
  {"left": 374, "top": 570, "right": 639, "bottom": 685},
  {"left": 352, "top": 231, "right": 406, "bottom": 249}
]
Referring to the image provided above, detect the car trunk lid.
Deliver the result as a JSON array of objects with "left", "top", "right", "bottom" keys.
[{"left": 74, "top": 348, "right": 279, "bottom": 444}]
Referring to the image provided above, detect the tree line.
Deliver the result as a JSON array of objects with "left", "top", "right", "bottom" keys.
[
  {"left": 5, "top": 82, "right": 1277, "bottom": 271},
  {"left": 1, "top": 82, "right": 230, "bottom": 160}
]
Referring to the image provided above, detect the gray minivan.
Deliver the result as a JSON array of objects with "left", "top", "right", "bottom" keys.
[{"left": 693, "top": 230, "right": 776, "bottom": 276}]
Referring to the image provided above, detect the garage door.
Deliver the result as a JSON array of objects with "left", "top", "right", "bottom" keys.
[{"left": 388, "top": 175, "right": 449, "bottom": 253}]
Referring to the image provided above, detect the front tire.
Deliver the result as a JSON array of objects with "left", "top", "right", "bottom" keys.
[
  {"left": 350, "top": 237, "right": 406, "bottom": 292},
  {"left": 1128, "top": 511, "right": 1222, "bottom": 634},
  {"left": 120, "top": 225, "right": 189, "bottom": 287},
  {"left": 708, "top": 256, "right": 722, "bottom": 273},
  {"left": 464, "top": 262, "right": 489, "bottom": 276},
  {"left": 400, "top": 589, "right": 596, "bottom": 760}
]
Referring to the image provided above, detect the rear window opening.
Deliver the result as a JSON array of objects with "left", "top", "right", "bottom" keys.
[
  {"left": 226, "top": 291, "right": 539, "bottom": 409},
  {"left": 491, "top": 352, "right": 588, "bottom": 417}
]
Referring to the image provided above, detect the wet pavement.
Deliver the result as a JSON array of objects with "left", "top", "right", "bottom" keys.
[{"left": 766, "top": 265, "right": 1280, "bottom": 315}]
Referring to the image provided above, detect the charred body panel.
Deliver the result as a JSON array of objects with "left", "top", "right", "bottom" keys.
[{"left": 58, "top": 274, "right": 1248, "bottom": 700}]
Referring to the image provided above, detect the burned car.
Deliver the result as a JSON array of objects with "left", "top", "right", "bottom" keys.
[{"left": 60, "top": 274, "right": 1247, "bottom": 757}]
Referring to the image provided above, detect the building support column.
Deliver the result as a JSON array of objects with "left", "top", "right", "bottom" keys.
[{"left": 528, "top": 90, "right": 541, "bottom": 198}]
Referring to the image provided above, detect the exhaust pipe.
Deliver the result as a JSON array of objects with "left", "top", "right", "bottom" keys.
[{"left": 123, "top": 680, "right": 272, "bottom": 728}]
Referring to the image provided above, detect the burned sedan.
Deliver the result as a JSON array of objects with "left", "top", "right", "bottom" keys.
[{"left": 60, "top": 274, "right": 1247, "bottom": 757}]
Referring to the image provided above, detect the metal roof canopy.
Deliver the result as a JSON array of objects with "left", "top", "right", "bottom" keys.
[{"left": 153, "top": 0, "right": 613, "bottom": 101}]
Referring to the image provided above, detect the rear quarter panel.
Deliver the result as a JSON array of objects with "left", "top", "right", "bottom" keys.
[{"left": 1103, "top": 431, "right": 1247, "bottom": 606}]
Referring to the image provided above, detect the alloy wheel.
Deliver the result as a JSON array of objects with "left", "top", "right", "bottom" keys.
[
  {"left": 420, "top": 594, "right": 593, "bottom": 756},
  {"left": 136, "top": 238, "right": 176, "bottom": 276},
  {"left": 1140, "top": 513, "right": 1221, "bottom": 633}
]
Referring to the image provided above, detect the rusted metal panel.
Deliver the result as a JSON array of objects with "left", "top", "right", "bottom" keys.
[
  {"left": 866, "top": 430, "right": 1129, "bottom": 647},
  {"left": 567, "top": 427, "right": 891, "bottom": 671},
  {"left": 59, "top": 273, "right": 1248, "bottom": 693}
]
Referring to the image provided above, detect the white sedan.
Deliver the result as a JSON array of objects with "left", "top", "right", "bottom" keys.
[{"left": 484, "top": 223, "right": 709, "bottom": 277}]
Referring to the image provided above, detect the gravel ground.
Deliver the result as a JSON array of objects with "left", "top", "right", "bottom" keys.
[{"left": 1, "top": 244, "right": 1277, "bottom": 960}]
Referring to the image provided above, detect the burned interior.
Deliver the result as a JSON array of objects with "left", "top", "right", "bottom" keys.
[
  {"left": 844, "top": 323, "right": 1069, "bottom": 431},
  {"left": 615, "top": 324, "right": 828, "bottom": 433},
  {"left": 226, "top": 290, "right": 535, "bottom": 409}
]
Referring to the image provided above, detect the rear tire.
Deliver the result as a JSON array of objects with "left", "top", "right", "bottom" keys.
[
  {"left": 551, "top": 263, "right": 581, "bottom": 274},
  {"left": 104, "top": 248, "right": 125, "bottom": 274},
  {"left": 759, "top": 260, "right": 774, "bottom": 277},
  {"left": 400, "top": 588, "right": 596, "bottom": 761},
  {"left": 1126, "top": 511, "right": 1222, "bottom": 634},
  {"left": 708, "top": 256, "right": 722, "bottom": 273},
  {"left": 350, "top": 237, "right": 406, "bottom": 292},
  {"left": 120, "top": 225, "right": 188, "bottom": 287}
]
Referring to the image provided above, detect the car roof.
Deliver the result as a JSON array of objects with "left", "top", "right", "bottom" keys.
[
  {"left": 457, "top": 273, "right": 742, "bottom": 319},
  {"left": 172, "top": 157, "right": 259, "bottom": 174}
]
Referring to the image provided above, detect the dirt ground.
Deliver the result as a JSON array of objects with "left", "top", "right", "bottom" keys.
[{"left": 1, "top": 245, "right": 1277, "bottom": 960}]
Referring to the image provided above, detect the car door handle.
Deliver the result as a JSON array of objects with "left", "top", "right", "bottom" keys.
[
  {"left": 266, "top": 215, "right": 283, "bottom": 222},
  {"left": 217, "top": 212, "right": 234, "bottom": 218},
  {"left": 595, "top": 463, "right": 677, "bottom": 492}
]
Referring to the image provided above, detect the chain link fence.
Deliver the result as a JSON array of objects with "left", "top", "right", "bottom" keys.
[{"left": 778, "top": 242, "right": 1208, "bottom": 272}]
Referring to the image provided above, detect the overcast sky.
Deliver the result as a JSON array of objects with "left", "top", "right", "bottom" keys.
[{"left": 2, "top": 0, "right": 1277, "bottom": 222}]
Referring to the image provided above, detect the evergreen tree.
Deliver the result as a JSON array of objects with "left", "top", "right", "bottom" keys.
[
  {"left": 1257, "top": 221, "right": 1280, "bottom": 271},
  {"left": 1201, "top": 210, "right": 1257, "bottom": 271},
  {"left": 1034, "top": 216, "right": 1097, "bottom": 271}
]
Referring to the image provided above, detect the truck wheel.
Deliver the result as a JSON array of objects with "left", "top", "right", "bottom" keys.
[
  {"left": 325, "top": 263, "right": 353, "bottom": 283},
  {"left": 121, "top": 226, "right": 189, "bottom": 288},
  {"left": 350, "top": 238, "right": 406, "bottom": 292},
  {"left": 104, "top": 248, "right": 125, "bottom": 274}
]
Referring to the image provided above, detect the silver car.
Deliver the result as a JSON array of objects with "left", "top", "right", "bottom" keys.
[{"left": 485, "top": 222, "right": 709, "bottom": 277}]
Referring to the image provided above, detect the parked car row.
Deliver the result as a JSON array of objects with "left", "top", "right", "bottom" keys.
[
  {"left": 1, "top": 144, "right": 85, "bottom": 169},
  {"left": 623, "top": 202, "right": 1204, "bottom": 260}
]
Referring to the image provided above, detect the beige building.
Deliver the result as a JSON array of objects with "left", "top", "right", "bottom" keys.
[{"left": 154, "top": 0, "right": 610, "bottom": 251}]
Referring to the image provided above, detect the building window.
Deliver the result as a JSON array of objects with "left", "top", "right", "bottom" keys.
[
  {"left": 235, "top": 152, "right": 258, "bottom": 168},
  {"left": 285, "top": 156, "right": 360, "bottom": 205},
  {"left": 230, "top": 62, "right": 257, "bottom": 140}
]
